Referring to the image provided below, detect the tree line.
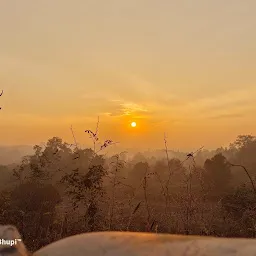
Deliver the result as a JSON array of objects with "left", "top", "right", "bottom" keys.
[{"left": 0, "top": 135, "right": 256, "bottom": 252}]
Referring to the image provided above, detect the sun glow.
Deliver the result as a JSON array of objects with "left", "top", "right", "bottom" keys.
[{"left": 131, "top": 121, "right": 137, "bottom": 127}]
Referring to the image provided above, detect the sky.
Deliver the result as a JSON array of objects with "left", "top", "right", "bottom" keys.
[{"left": 0, "top": 0, "right": 256, "bottom": 151}]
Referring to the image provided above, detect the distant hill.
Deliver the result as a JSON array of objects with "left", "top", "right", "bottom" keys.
[
  {"left": 0, "top": 143, "right": 218, "bottom": 167},
  {"left": 0, "top": 145, "right": 33, "bottom": 165}
]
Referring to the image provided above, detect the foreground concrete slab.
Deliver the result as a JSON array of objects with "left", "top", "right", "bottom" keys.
[
  {"left": 1, "top": 225, "right": 256, "bottom": 256},
  {"left": 34, "top": 231, "right": 256, "bottom": 256}
]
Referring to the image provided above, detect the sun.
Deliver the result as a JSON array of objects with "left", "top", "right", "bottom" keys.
[{"left": 131, "top": 121, "right": 137, "bottom": 127}]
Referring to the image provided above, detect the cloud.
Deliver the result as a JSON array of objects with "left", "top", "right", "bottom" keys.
[
  {"left": 156, "top": 86, "right": 256, "bottom": 121},
  {"left": 0, "top": 113, "right": 96, "bottom": 126},
  {"left": 102, "top": 101, "right": 150, "bottom": 117},
  {"left": 209, "top": 113, "right": 244, "bottom": 120},
  {"left": 183, "top": 86, "right": 256, "bottom": 112},
  {"left": 79, "top": 77, "right": 256, "bottom": 124}
]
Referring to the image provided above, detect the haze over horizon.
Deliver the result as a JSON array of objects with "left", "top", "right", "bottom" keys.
[{"left": 1, "top": 1, "right": 255, "bottom": 151}]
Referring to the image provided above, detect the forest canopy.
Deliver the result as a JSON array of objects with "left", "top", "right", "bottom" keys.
[{"left": 0, "top": 135, "right": 256, "bottom": 252}]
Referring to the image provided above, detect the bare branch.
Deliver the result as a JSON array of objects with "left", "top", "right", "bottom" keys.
[{"left": 229, "top": 162, "right": 256, "bottom": 196}]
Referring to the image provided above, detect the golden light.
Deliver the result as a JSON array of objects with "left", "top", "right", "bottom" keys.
[{"left": 131, "top": 121, "right": 137, "bottom": 127}]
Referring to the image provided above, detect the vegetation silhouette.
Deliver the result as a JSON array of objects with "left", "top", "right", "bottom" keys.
[
  {"left": 0, "top": 89, "right": 3, "bottom": 109},
  {"left": 0, "top": 131, "right": 256, "bottom": 252}
]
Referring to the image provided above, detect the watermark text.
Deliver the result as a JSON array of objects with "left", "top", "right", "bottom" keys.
[{"left": 0, "top": 238, "right": 22, "bottom": 246}]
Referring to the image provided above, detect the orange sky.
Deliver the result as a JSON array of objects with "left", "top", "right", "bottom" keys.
[{"left": 0, "top": 1, "right": 256, "bottom": 151}]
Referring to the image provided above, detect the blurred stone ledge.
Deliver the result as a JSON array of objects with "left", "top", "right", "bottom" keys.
[{"left": 1, "top": 225, "right": 256, "bottom": 256}]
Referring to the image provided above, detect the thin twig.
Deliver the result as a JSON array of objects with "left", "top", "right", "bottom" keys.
[
  {"left": 229, "top": 162, "right": 256, "bottom": 196},
  {"left": 164, "top": 133, "right": 172, "bottom": 187},
  {"left": 142, "top": 165, "right": 151, "bottom": 231},
  {"left": 70, "top": 125, "right": 78, "bottom": 149}
]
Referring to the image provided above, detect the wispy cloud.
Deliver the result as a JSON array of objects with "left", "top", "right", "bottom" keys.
[
  {"left": 0, "top": 113, "right": 96, "bottom": 126},
  {"left": 103, "top": 101, "right": 150, "bottom": 117},
  {"left": 80, "top": 77, "right": 255, "bottom": 125},
  {"left": 209, "top": 113, "right": 244, "bottom": 120},
  {"left": 184, "top": 86, "right": 256, "bottom": 112},
  {"left": 152, "top": 86, "right": 256, "bottom": 121}
]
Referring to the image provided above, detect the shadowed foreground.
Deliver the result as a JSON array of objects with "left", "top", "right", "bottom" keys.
[{"left": 2, "top": 225, "right": 256, "bottom": 256}]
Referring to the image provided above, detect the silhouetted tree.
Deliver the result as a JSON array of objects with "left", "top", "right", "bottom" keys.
[
  {"left": 203, "top": 153, "right": 232, "bottom": 200},
  {"left": 232, "top": 135, "right": 256, "bottom": 170},
  {"left": 131, "top": 152, "right": 147, "bottom": 164},
  {"left": 61, "top": 150, "right": 106, "bottom": 232},
  {"left": 0, "top": 182, "right": 61, "bottom": 251},
  {"left": 221, "top": 184, "right": 256, "bottom": 237},
  {"left": 127, "top": 161, "right": 149, "bottom": 187}
]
